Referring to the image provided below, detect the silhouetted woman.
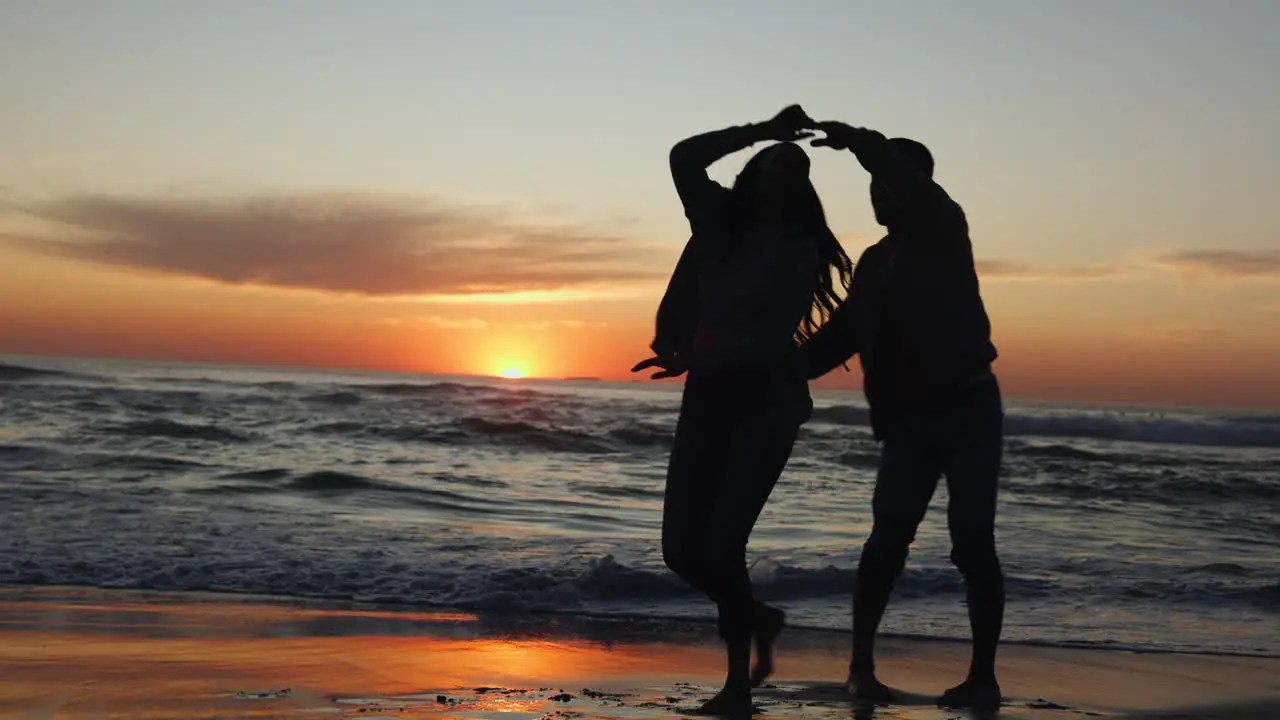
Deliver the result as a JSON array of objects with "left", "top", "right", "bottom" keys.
[{"left": 632, "top": 105, "right": 854, "bottom": 715}]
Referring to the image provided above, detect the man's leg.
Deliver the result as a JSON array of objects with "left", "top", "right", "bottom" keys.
[
  {"left": 938, "top": 384, "right": 1005, "bottom": 709},
  {"left": 850, "top": 416, "right": 943, "bottom": 699}
]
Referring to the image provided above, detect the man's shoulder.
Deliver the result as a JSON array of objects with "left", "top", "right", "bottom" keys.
[
  {"left": 945, "top": 197, "right": 969, "bottom": 228},
  {"left": 850, "top": 237, "right": 892, "bottom": 281},
  {"left": 930, "top": 192, "right": 968, "bottom": 232},
  {"left": 857, "top": 237, "right": 891, "bottom": 261},
  {"left": 898, "top": 195, "right": 971, "bottom": 246}
]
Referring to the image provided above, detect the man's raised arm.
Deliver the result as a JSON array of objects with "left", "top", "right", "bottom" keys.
[{"left": 812, "top": 122, "right": 960, "bottom": 222}]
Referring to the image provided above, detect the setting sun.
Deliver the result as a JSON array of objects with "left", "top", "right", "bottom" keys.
[{"left": 498, "top": 368, "right": 524, "bottom": 379}]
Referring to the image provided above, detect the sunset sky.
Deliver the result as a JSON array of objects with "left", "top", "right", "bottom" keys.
[{"left": 2, "top": 0, "right": 1278, "bottom": 408}]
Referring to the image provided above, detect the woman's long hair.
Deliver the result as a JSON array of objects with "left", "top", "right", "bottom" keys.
[{"left": 726, "top": 144, "right": 854, "bottom": 343}]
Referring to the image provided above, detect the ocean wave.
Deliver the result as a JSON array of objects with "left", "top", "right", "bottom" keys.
[
  {"left": 101, "top": 419, "right": 253, "bottom": 444},
  {"left": 0, "top": 444, "right": 62, "bottom": 469},
  {"left": 307, "top": 421, "right": 465, "bottom": 445},
  {"left": 450, "top": 418, "right": 615, "bottom": 454},
  {"left": 1006, "top": 413, "right": 1280, "bottom": 449},
  {"left": 1015, "top": 469, "right": 1279, "bottom": 505},
  {"left": 0, "top": 552, "right": 948, "bottom": 607},
  {"left": 305, "top": 390, "right": 364, "bottom": 406},
  {"left": 193, "top": 470, "right": 508, "bottom": 515},
  {"left": 1221, "top": 413, "right": 1280, "bottom": 426},
  {"left": 810, "top": 405, "right": 871, "bottom": 427},
  {"left": 604, "top": 424, "right": 673, "bottom": 448},
  {"left": 1244, "top": 582, "right": 1280, "bottom": 607},
  {"left": 567, "top": 481, "right": 664, "bottom": 501},
  {"left": 219, "top": 468, "right": 292, "bottom": 481},
  {"left": 364, "top": 381, "right": 512, "bottom": 397},
  {"left": 810, "top": 403, "right": 1280, "bottom": 449},
  {"left": 305, "top": 418, "right": 617, "bottom": 453},
  {"left": 200, "top": 468, "right": 414, "bottom": 494},
  {"left": 834, "top": 449, "right": 881, "bottom": 469},
  {"left": 286, "top": 470, "right": 405, "bottom": 493},
  {"left": 84, "top": 453, "right": 212, "bottom": 472},
  {"left": 1189, "top": 563, "right": 1255, "bottom": 577},
  {"left": 2, "top": 551, "right": 1268, "bottom": 621},
  {"left": 0, "top": 361, "right": 79, "bottom": 382},
  {"left": 308, "top": 420, "right": 369, "bottom": 435},
  {"left": 250, "top": 380, "right": 301, "bottom": 391},
  {"left": 1009, "top": 443, "right": 1111, "bottom": 462},
  {"left": 434, "top": 472, "right": 511, "bottom": 490},
  {"left": 447, "top": 417, "right": 670, "bottom": 454}
]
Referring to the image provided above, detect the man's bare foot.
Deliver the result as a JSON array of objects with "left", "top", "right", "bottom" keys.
[
  {"left": 749, "top": 605, "right": 785, "bottom": 687},
  {"left": 938, "top": 677, "right": 1002, "bottom": 711},
  {"left": 846, "top": 671, "right": 895, "bottom": 703},
  {"left": 694, "top": 685, "right": 755, "bottom": 716}
]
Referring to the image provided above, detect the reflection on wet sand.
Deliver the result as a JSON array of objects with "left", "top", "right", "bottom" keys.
[
  {"left": 0, "top": 589, "right": 722, "bottom": 718},
  {"left": 0, "top": 588, "right": 1277, "bottom": 720}
]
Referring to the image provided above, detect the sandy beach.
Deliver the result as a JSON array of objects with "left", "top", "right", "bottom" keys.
[{"left": 0, "top": 587, "right": 1275, "bottom": 720}]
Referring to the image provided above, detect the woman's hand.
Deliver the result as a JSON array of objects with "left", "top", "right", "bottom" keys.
[
  {"left": 631, "top": 355, "right": 688, "bottom": 380},
  {"left": 760, "top": 105, "right": 817, "bottom": 142}
]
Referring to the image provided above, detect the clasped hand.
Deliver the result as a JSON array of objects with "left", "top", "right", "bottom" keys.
[{"left": 760, "top": 104, "right": 862, "bottom": 151}]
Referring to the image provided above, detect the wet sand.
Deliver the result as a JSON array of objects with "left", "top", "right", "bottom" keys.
[{"left": 0, "top": 586, "right": 1276, "bottom": 719}]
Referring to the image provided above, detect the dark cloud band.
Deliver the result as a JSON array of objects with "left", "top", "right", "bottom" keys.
[{"left": 5, "top": 193, "right": 666, "bottom": 296}]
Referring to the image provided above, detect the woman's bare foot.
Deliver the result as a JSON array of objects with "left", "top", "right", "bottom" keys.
[
  {"left": 694, "top": 685, "right": 755, "bottom": 716},
  {"left": 749, "top": 605, "right": 786, "bottom": 687},
  {"left": 938, "top": 677, "right": 1002, "bottom": 711},
  {"left": 847, "top": 671, "right": 895, "bottom": 704}
]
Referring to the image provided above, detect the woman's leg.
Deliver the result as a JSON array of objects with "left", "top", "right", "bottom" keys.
[
  {"left": 661, "top": 379, "right": 731, "bottom": 600},
  {"left": 749, "top": 597, "right": 787, "bottom": 686},
  {"left": 695, "top": 411, "right": 800, "bottom": 713}
]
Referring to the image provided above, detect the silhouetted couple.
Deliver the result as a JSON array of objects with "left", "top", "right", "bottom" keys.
[{"left": 632, "top": 105, "right": 1005, "bottom": 715}]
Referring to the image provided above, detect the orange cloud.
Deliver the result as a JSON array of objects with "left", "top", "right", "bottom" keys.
[
  {"left": 381, "top": 316, "right": 610, "bottom": 331},
  {"left": 1123, "top": 325, "right": 1228, "bottom": 345},
  {"left": 975, "top": 259, "right": 1128, "bottom": 282},
  {"left": 4, "top": 193, "right": 668, "bottom": 297},
  {"left": 978, "top": 250, "right": 1280, "bottom": 285},
  {"left": 1153, "top": 249, "right": 1280, "bottom": 280}
]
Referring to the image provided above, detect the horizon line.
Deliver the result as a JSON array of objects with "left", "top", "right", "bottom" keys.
[{"left": 2, "top": 350, "right": 1276, "bottom": 415}]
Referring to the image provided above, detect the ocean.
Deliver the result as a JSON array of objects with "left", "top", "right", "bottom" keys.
[{"left": 1, "top": 355, "right": 1276, "bottom": 657}]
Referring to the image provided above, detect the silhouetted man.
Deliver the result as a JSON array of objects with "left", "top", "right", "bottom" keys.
[{"left": 802, "top": 121, "right": 1005, "bottom": 711}]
